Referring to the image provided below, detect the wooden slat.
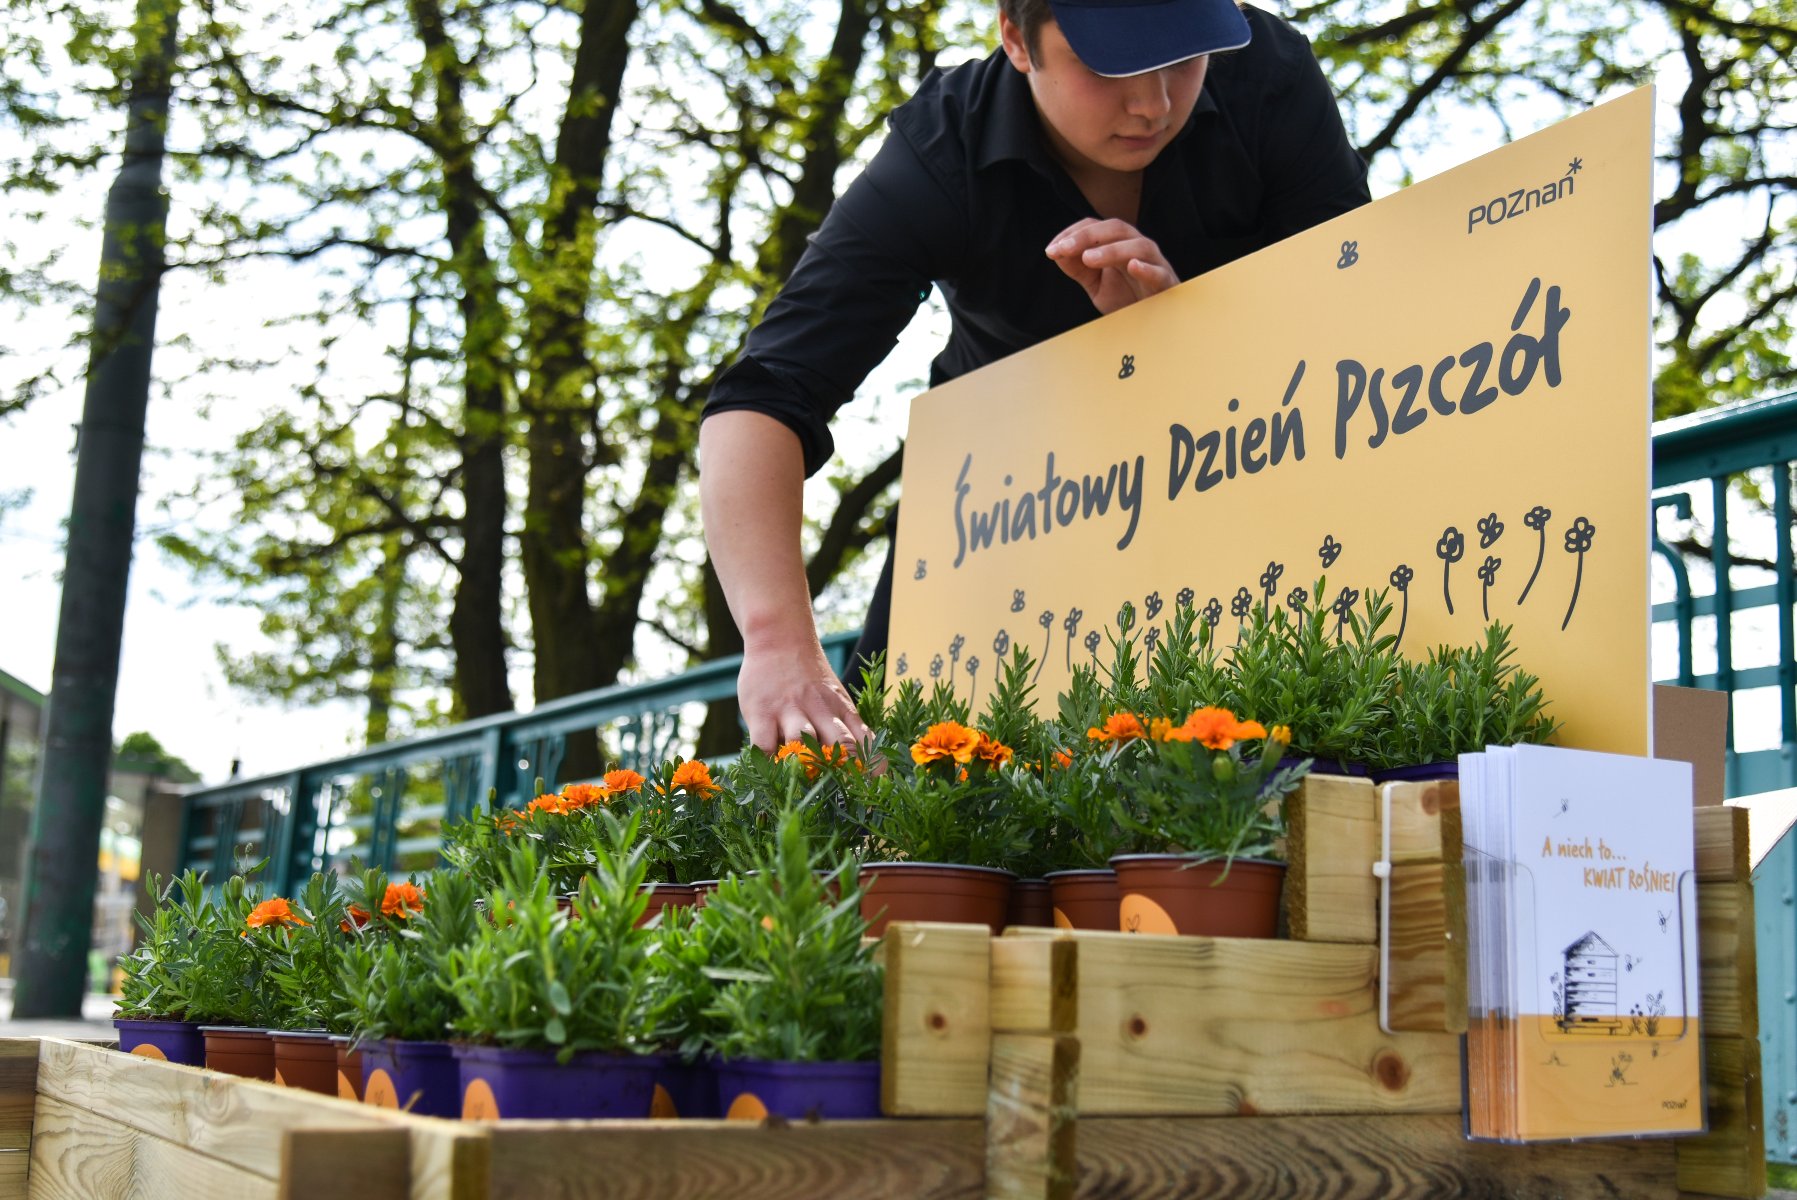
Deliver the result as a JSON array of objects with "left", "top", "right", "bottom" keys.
[
  {"left": 0, "top": 1039, "right": 37, "bottom": 1153},
  {"left": 991, "top": 936, "right": 1077, "bottom": 1035},
  {"left": 985, "top": 1034, "right": 1078, "bottom": 1200},
  {"left": 1697, "top": 881, "right": 1758, "bottom": 1041},
  {"left": 1286, "top": 775, "right": 1379, "bottom": 943},
  {"left": 0, "top": 1149, "right": 28, "bottom": 1195},
  {"left": 1385, "top": 861, "right": 1468, "bottom": 1035},
  {"left": 1676, "top": 1036, "right": 1767, "bottom": 1200},
  {"left": 280, "top": 1128, "right": 411, "bottom": 1200},
  {"left": 881, "top": 923, "right": 992, "bottom": 1117},
  {"left": 1074, "top": 1113, "right": 1682, "bottom": 1198},
  {"left": 27, "top": 1092, "right": 277, "bottom": 1200},
  {"left": 1694, "top": 805, "right": 1750, "bottom": 883},
  {"left": 1385, "top": 781, "right": 1462, "bottom": 866},
  {"left": 1010, "top": 930, "right": 1461, "bottom": 1115},
  {"left": 478, "top": 1119, "right": 984, "bottom": 1200}
]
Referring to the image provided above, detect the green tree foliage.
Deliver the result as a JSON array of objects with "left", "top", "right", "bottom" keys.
[{"left": 1, "top": 0, "right": 1790, "bottom": 743}]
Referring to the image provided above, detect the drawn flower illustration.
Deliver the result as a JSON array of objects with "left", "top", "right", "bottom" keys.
[
  {"left": 1203, "top": 597, "right": 1222, "bottom": 628},
  {"left": 1176, "top": 587, "right": 1195, "bottom": 608},
  {"left": 948, "top": 633, "right": 965, "bottom": 687},
  {"left": 896, "top": 653, "right": 909, "bottom": 677},
  {"left": 1478, "top": 511, "right": 1505, "bottom": 549},
  {"left": 965, "top": 655, "right": 982, "bottom": 706},
  {"left": 915, "top": 559, "right": 927, "bottom": 581},
  {"left": 929, "top": 654, "right": 943, "bottom": 679},
  {"left": 1035, "top": 610, "right": 1055, "bottom": 681},
  {"left": 1011, "top": 589, "right": 1026, "bottom": 612},
  {"left": 1519, "top": 504, "right": 1553, "bottom": 605},
  {"left": 1259, "top": 560, "right": 1284, "bottom": 613},
  {"left": 1230, "top": 587, "right": 1253, "bottom": 619},
  {"left": 1144, "top": 591, "right": 1163, "bottom": 621},
  {"left": 1083, "top": 629, "right": 1102, "bottom": 660},
  {"left": 1436, "top": 526, "right": 1466, "bottom": 615},
  {"left": 1477, "top": 555, "right": 1502, "bottom": 621},
  {"left": 1063, "top": 607, "right": 1084, "bottom": 672},
  {"left": 1144, "top": 626, "right": 1162, "bottom": 655},
  {"left": 1318, "top": 534, "right": 1342, "bottom": 568},
  {"left": 1287, "top": 586, "right": 1308, "bottom": 613},
  {"left": 993, "top": 629, "right": 1010, "bottom": 657},
  {"left": 1331, "top": 585, "right": 1360, "bottom": 640},
  {"left": 1389, "top": 563, "right": 1414, "bottom": 647},
  {"left": 1562, "top": 516, "right": 1597, "bottom": 630}
]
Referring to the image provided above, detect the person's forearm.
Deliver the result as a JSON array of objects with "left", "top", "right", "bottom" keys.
[{"left": 699, "top": 410, "right": 818, "bottom": 652}]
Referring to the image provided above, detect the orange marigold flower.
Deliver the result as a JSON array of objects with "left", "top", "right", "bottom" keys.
[
  {"left": 246, "top": 897, "right": 309, "bottom": 929},
  {"left": 1233, "top": 719, "right": 1268, "bottom": 741},
  {"left": 974, "top": 732, "right": 1014, "bottom": 766},
  {"left": 670, "top": 760, "right": 719, "bottom": 796},
  {"left": 1087, "top": 712, "right": 1147, "bottom": 744},
  {"left": 559, "top": 783, "right": 610, "bottom": 810},
  {"left": 1051, "top": 749, "right": 1074, "bottom": 769},
  {"left": 911, "top": 721, "right": 981, "bottom": 766},
  {"left": 1175, "top": 706, "right": 1242, "bottom": 750},
  {"left": 382, "top": 882, "right": 425, "bottom": 919},
  {"left": 526, "top": 793, "right": 570, "bottom": 817},
  {"left": 339, "top": 905, "right": 371, "bottom": 934},
  {"left": 603, "top": 769, "right": 646, "bottom": 794},
  {"left": 1149, "top": 717, "right": 1176, "bottom": 742},
  {"left": 776, "top": 740, "right": 857, "bottom": 779}
]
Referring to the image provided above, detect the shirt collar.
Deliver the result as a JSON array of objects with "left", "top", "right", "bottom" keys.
[{"left": 973, "top": 52, "right": 1220, "bottom": 175}]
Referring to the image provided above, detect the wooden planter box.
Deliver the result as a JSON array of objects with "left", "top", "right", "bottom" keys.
[{"left": 0, "top": 778, "right": 1765, "bottom": 1199}]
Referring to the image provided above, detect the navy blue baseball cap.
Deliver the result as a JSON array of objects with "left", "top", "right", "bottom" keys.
[{"left": 1048, "top": 0, "right": 1251, "bottom": 77}]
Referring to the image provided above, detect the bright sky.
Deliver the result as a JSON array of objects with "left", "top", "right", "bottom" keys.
[{"left": 0, "top": 47, "right": 1786, "bottom": 785}]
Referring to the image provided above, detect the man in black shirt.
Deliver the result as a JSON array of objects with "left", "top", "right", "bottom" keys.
[{"left": 700, "top": 0, "right": 1369, "bottom": 751}]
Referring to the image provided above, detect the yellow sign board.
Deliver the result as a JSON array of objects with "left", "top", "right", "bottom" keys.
[{"left": 889, "top": 88, "right": 1655, "bottom": 756}]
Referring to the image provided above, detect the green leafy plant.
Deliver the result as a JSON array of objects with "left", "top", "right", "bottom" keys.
[
  {"left": 1371, "top": 622, "right": 1561, "bottom": 768},
  {"left": 712, "top": 747, "right": 844, "bottom": 877},
  {"left": 254, "top": 870, "right": 350, "bottom": 1031},
  {"left": 339, "top": 868, "right": 483, "bottom": 1045},
  {"left": 834, "top": 720, "right": 1027, "bottom": 868},
  {"left": 444, "top": 810, "right": 666, "bottom": 1061},
  {"left": 178, "top": 869, "right": 269, "bottom": 1026},
  {"left": 116, "top": 871, "right": 207, "bottom": 1021},
  {"left": 623, "top": 757, "right": 727, "bottom": 884},
  {"left": 697, "top": 809, "right": 881, "bottom": 1063}
]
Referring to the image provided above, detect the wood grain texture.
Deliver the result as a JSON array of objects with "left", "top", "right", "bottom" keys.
[
  {"left": 1675, "top": 1036, "right": 1767, "bottom": 1200},
  {"left": 1, "top": 1148, "right": 28, "bottom": 1196},
  {"left": 881, "top": 922, "right": 992, "bottom": 1116},
  {"left": 478, "top": 1119, "right": 984, "bottom": 1200},
  {"left": 280, "top": 1128, "right": 410, "bottom": 1200},
  {"left": 26, "top": 1093, "right": 276, "bottom": 1200},
  {"left": 1027, "top": 931, "right": 1461, "bottom": 1116},
  {"left": 1697, "top": 881, "right": 1758, "bottom": 1041},
  {"left": 1385, "top": 861, "right": 1469, "bottom": 1035},
  {"left": 986, "top": 1034, "right": 1079, "bottom": 1200},
  {"left": 992, "top": 936, "right": 1078, "bottom": 1035},
  {"left": 1072, "top": 1113, "right": 1683, "bottom": 1199},
  {"left": 1286, "top": 775, "right": 1378, "bottom": 944},
  {"left": 0, "top": 1040, "right": 37, "bottom": 1153},
  {"left": 1694, "top": 805, "right": 1750, "bottom": 883},
  {"left": 1385, "top": 781, "right": 1463, "bottom": 866}
]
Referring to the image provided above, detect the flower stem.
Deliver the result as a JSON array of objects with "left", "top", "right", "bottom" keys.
[
  {"left": 1561, "top": 552, "right": 1585, "bottom": 630},
  {"left": 1520, "top": 531, "right": 1545, "bottom": 605}
]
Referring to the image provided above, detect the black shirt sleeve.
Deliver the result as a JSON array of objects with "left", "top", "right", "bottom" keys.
[
  {"left": 703, "top": 123, "right": 969, "bottom": 477},
  {"left": 1252, "top": 16, "right": 1371, "bottom": 240}
]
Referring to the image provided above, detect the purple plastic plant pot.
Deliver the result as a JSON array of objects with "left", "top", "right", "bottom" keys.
[
  {"left": 1369, "top": 761, "right": 1460, "bottom": 783},
  {"left": 1280, "top": 755, "right": 1368, "bottom": 777},
  {"left": 651, "top": 1057, "right": 720, "bottom": 1119},
  {"left": 454, "top": 1044, "right": 659, "bottom": 1120},
  {"left": 715, "top": 1058, "right": 882, "bottom": 1121},
  {"left": 361, "top": 1040, "right": 462, "bottom": 1116},
  {"left": 114, "top": 1018, "right": 206, "bottom": 1066},
  {"left": 200, "top": 1026, "right": 277, "bottom": 1081}
]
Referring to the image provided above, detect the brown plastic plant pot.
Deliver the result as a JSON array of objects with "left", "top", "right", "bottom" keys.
[
  {"left": 1109, "top": 855, "right": 1286, "bottom": 938},
  {"left": 271, "top": 1031, "right": 341, "bottom": 1095},
  {"left": 1045, "top": 869, "right": 1121, "bottom": 931},
  {"left": 636, "top": 882, "right": 697, "bottom": 927},
  {"left": 334, "top": 1035, "right": 365, "bottom": 1100},
  {"left": 200, "top": 1026, "right": 277, "bottom": 1081},
  {"left": 1005, "top": 878, "right": 1055, "bottom": 929},
  {"left": 857, "top": 863, "right": 1014, "bottom": 937}
]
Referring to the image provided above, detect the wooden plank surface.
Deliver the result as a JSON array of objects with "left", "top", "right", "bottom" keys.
[
  {"left": 1675, "top": 1036, "right": 1767, "bottom": 1200},
  {"left": 881, "top": 923, "right": 991, "bottom": 1116},
  {"left": 1012, "top": 930, "right": 1461, "bottom": 1116},
  {"left": 1694, "top": 805, "right": 1750, "bottom": 884},
  {"left": 1697, "top": 881, "right": 1758, "bottom": 1041},
  {"left": 1385, "top": 781, "right": 1463, "bottom": 866},
  {"left": 27, "top": 1092, "right": 277, "bottom": 1200},
  {"left": 991, "top": 936, "right": 1077, "bottom": 1035},
  {"left": 0, "top": 1039, "right": 37, "bottom": 1153},
  {"left": 1385, "top": 861, "right": 1468, "bottom": 1035},
  {"left": 280, "top": 1128, "right": 411, "bottom": 1200},
  {"left": 1285, "top": 775, "right": 1379, "bottom": 944},
  {"left": 986, "top": 1034, "right": 1079, "bottom": 1200},
  {"left": 478, "top": 1119, "right": 984, "bottom": 1200},
  {"left": 1072, "top": 1113, "right": 1684, "bottom": 1198}
]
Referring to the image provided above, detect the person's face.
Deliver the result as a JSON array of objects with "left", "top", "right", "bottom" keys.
[{"left": 1000, "top": 12, "right": 1209, "bottom": 179}]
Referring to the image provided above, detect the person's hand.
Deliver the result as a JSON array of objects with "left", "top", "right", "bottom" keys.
[
  {"left": 737, "top": 637, "right": 872, "bottom": 754},
  {"left": 1045, "top": 218, "right": 1180, "bottom": 314}
]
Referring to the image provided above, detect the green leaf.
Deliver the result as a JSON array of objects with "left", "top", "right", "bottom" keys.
[{"left": 548, "top": 979, "right": 572, "bottom": 1016}]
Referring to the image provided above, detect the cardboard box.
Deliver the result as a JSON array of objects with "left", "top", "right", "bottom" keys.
[{"left": 1653, "top": 684, "right": 1728, "bottom": 806}]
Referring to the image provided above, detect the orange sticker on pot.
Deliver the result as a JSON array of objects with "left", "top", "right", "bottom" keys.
[
  {"left": 365, "top": 1068, "right": 400, "bottom": 1109},
  {"left": 273, "top": 1069, "right": 287, "bottom": 1087},
  {"left": 650, "top": 1083, "right": 678, "bottom": 1119},
  {"left": 129, "top": 1043, "right": 168, "bottom": 1061},
  {"left": 462, "top": 1077, "right": 501, "bottom": 1121},
  {"left": 337, "top": 1071, "right": 359, "bottom": 1100},
  {"left": 1119, "top": 893, "right": 1178, "bottom": 936},
  {"left": 1051, "top": 907, "right": 1073, "bottom": 930},
  {"left": 726, "top": 1092, "right": 769, "bottom": 1121}
]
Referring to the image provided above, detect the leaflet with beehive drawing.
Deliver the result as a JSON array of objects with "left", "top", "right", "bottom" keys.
[{"left": 1460, "top": 744, "right": 1704, "bottom": 1141}]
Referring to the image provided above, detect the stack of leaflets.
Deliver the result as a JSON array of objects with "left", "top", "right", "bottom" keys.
[{"left": 1460, "top": 744, "right": 1705, "bottom": 1142}]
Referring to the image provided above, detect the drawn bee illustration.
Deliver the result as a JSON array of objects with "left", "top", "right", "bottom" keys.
[
  {"left": 1657, "top": 910, "right": 1672, "bottom": 934},
  {"left": 1624, "top": 954, "right": 1643, "bottom": 973},
  {"left": 1554, "top": 797, "right": 1570, "bottom": 818}
]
